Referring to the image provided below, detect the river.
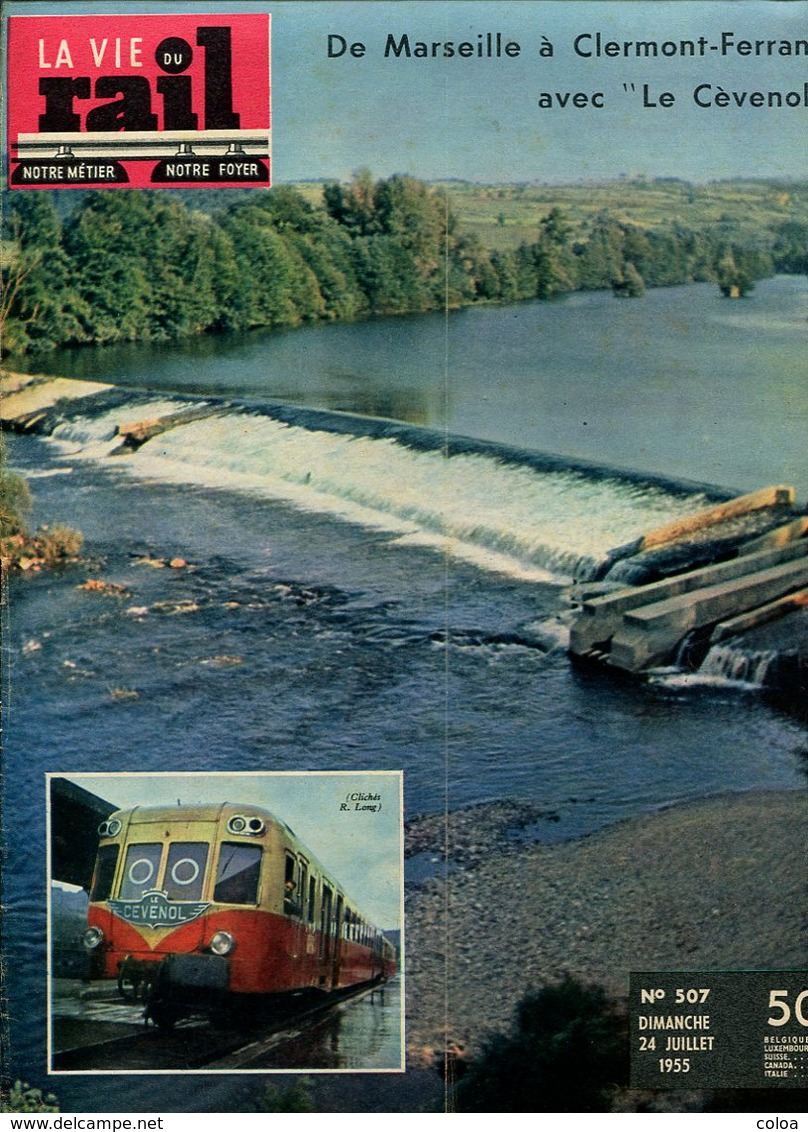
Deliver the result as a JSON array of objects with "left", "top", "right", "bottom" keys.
[
  {"left": 3, "top": 275, "right": 807, "bottom": 1110},
  {"left": 17, "top": 274, "right": 808, "bottom": 497}
]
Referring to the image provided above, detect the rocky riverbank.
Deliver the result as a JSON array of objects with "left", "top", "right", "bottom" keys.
[{"left": 404, "top": 789, "right": 807, "bottom": 1062}]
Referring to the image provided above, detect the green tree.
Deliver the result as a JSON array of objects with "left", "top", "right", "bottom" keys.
[
  {"left": 64, "top": 191, "right": 159, "bottom": 342},
  {"left": 533, "top": 207, "right": 578, "bottom": 298},
  {"left": 574, "top": 213, "right": 626, "bottom": 291},
  {"left": 64, "top": 190, "right": 235, "bottom": 343},
  {"left": 323, "top": 168, "right": 378, "bottom": 236},
  {"left": 148, "top": 207, "right": 235, "bottom": 338},
  {"left": 716, "top": 249, "right": 755, "bottom": 298},
  {"left": 351, "top": 234, "right": 427, "bottom": 314},
  {"left": 447, "top": 232, "right": 491, "bottom": 305},
  {"left": 1, "top": 192, "right": 88, "bottom": 353},
  {"left": 612, "top": 261, "right": 646, "bottom": 298},
  {"left": 325, "top": 172, "right": 477, "bottom": 312},
  {"left": 224, "top": 187, "right": 365, "bottom": 320},
  {"left": 289, "top": 230, "right": 365, "bottom": 319},
  {"left": 490, "top": 249, "right": 520, "bottom": 303},
  {"left": 220, "top": 209, "right": 299, "bottom": 328},
  {"left": 772, "top": 220, "right": 808, "bottom": 274}
]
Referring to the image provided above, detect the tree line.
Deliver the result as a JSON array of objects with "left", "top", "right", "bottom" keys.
[{"left": 2, "top": 172, "right": 807, "bottom": 355}]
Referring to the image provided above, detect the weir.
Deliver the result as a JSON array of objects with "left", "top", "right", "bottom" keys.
[
  {"left": 0, "top": 370, "right": 724, "bottom": 582},
  {"left": 569, "top": 489, "right": 808, "bottom": 688},
  {"left": 3, "top": 370, "right": 806, "bottom": 694}
]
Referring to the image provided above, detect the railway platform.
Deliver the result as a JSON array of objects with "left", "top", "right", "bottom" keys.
[{"left": 50, "top": 977, "right": 402, "bottom": 1073}]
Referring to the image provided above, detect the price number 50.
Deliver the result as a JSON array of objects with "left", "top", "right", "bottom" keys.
[{"left": 768, "top": 990, "right": 808, "bottom": 1027}]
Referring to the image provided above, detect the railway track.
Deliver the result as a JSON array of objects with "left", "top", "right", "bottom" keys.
[{"left": 52, "top": 981, "right": 392, "bottom": 1072}]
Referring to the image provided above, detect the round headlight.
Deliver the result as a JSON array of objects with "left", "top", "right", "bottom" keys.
[
  {"left": 227, "top": 815, "right": 247, "bottom": 834},
  {"left": 83, "top": 926, "right": 105, "bottom": 950},
  {"left": 209, "top": 930, "right": 235, "bottom": 956},
  {"left": 106, "top": 818, "right": 122, "bottom": 837}
]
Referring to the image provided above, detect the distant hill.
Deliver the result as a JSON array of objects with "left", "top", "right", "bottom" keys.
[{"left": 433, "top": 176, "right": 808, "bottom": 252}]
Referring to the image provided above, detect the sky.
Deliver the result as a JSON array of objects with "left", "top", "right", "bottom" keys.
[
  {"left": 53, "top": 771, "right": 403, "bottom": 929},
  {"left": 5, "top": 0, "right": 808, "bottom": 184}
]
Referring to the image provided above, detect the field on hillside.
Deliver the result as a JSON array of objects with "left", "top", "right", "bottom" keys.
[
  {"left": 438, "top": 178, "right": 808, "bottom": 249},
  {"left": 296, "top": 176, "right": 808, "bottom": 250}
]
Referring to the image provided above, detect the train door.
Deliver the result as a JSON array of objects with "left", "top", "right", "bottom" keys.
[
  {"left": 296, "top": 855, "right": 307, "bottom": 964},
  {"left": 319, "top": 883, "right": 333, "bottom": 986},
  {"left": 282, "top": 852, "right": 307, "bottom": 972},
  {"left": 332, "top": 894, "right": 344, "bottom": 988}
]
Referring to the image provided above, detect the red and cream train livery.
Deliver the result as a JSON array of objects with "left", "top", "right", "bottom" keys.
[{"left": 83, "top": 802, "right": 396, "bottom": 1026}]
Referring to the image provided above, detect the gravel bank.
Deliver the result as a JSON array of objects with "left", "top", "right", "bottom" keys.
[{"left": 405, "top": 790, "right": 807, "bottom": 1059}]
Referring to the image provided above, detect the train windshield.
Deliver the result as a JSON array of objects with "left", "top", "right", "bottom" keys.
[
  {"left": 119, "top": 844, "right": 163, "bottom": 900},
  {"left": 164, "top": 843, "right": 208, "bottom": 901},
  {"left": 214, "top": 843, "right": 261, "bottom": 904},
  {"left": 90, "top": 844, "right": 119, "bottom": 901}
]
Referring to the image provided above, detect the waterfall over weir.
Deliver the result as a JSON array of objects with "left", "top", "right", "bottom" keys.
[
  {"left": 8, "top": 381, "right": 721, "bottom": 584},
  {"left": 699, "top": 645, "right": 780, "bottom": 687}
]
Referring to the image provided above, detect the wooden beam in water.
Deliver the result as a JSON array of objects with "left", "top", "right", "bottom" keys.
[
  {"left": 569, "top": 540, "right": 808, "bottom": 657},
  {"left": 112, "top": 405, "right": 225, "bottom": 452},
  {"left": 638, "top": 485, "right": 795, "bottom": 552},
  {"left": 710, "top": 588, "right": 808, "bottom": 643},
  {"left": 608, "top": 556, "right": 808, "bottom": 672}
]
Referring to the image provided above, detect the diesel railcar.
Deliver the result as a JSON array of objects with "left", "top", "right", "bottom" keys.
[{"left": 83, "top": 802, "right": 396, "bottom": 1027}]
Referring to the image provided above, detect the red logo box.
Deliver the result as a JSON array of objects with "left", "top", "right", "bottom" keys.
[{"left": 7, "top": 12, "right": 271, "bottom": 189}]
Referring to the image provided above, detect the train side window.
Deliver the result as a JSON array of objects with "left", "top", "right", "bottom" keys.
[
  {"left": 307, "top": 875, "right": 317, "bottom": 925},
  {"left": 90, "top": 844, "right": 119, "bottom": 902},
  {"left": 283, "top": 853, "right": 302, "bottom": 916},
  {"left": 119, "top": 843, "right": 162, "bottom": 900},
  {"left": 214, "top": 843, "right": 262, "bottom": 905},
  {"left": 299, "top": 861, "right": 308, "bottom": 921},
  {"left": 164, "top": 842, "right": 208, "bottom": 902}
]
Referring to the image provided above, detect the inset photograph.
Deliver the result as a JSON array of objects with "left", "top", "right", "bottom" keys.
[{"left": 48, "top": 771, "right": 403, "bottom": 1073}]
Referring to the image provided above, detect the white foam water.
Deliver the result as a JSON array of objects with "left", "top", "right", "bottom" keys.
[
  {"left": 698, "top": 644, "right": 780, "bottom": 687},
  {"left": 650, "top": 645, "right": 779, "bottom": 691},
  {"left": 47, "top": 406, "right": 709, "bottom": 582},
  {"left": 49, "top": 399, "right": 204, "bottom": 458}
]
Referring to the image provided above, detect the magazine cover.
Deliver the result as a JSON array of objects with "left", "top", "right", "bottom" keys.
[{"left": 1, "top": 0, "right": 806, "bottom": 1118}]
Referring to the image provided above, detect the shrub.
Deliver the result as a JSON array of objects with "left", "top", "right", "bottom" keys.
[
  {"left": 240, "top": 1078, "right": 316, "bottom": 1112},
  {"left": 0, "top": 466, "right": 32, "bottom": 537},
  {"left": 3, "top": 1081, "right": 60, "bottom": 1113},
  {"left": 454, "top": 975, "right": 628, "bottom": 1112},
  {"left": 38, "top": 524, "right": 84, "bottom": 564},
  {"left": 0, "top": 441, "right": 83, "bottom": 571}
]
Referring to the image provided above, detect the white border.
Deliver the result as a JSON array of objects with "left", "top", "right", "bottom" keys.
[{"left": 46, "top": 769, "right": 405, "bottom": 1076}]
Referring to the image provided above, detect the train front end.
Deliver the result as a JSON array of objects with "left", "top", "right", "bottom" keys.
[{"left": 83, "top": 803, "right": 291, "bottom": 1024}]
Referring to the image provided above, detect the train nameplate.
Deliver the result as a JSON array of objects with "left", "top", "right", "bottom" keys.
[{"left": 109, "top": 890, "right": 210, "bottom": 929}]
